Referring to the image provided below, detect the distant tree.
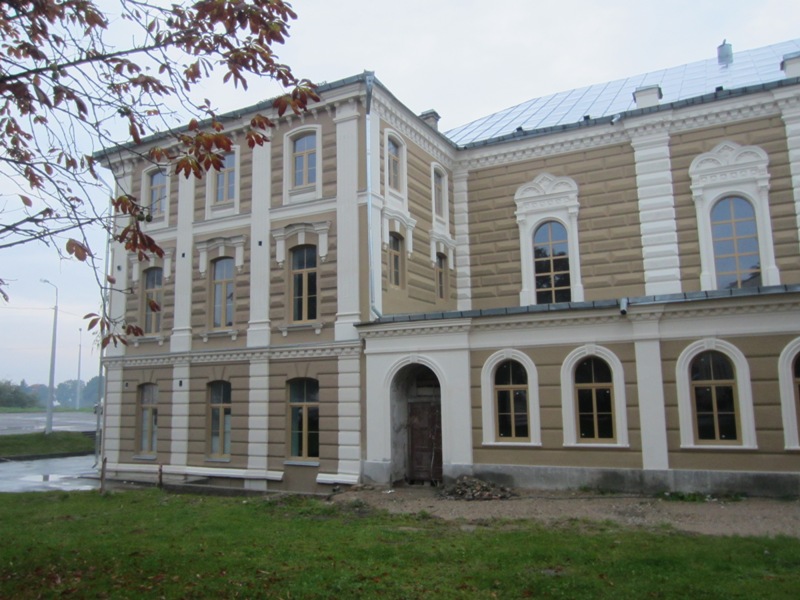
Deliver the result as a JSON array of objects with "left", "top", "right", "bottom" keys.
[
  {"left": 84, "top": 375, "right": 104, "bottom": 408},
  {"left": 56, "top": 379, "right": 81, "bottom": 407},
  {"left": 0, "top": 1, "right": 317, "bottom": 346},
  {"left": 28, "top": 383, "right": 49, "bottom": 407},
  {"left": 0, "top": 379, "right": 38, "bottom": 408}
]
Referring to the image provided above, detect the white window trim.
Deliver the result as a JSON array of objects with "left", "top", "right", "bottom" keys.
[
  {"left": 271, "top": 221, "right": 330, "bottom": 268},
  {"left": 778, "top": 337, "right": 800, "bottom": 450},
  {"left": 204, "top": 146, "right": 241, "bottom": 220},
  {"left": 675, "top": 338, "right": 757, "bottom": 449},
  {"left": 141, "top": 164, "right": 171, "bottom": 230},
  {"left": 481, "top": 349, "right": 541, "bottom": 446},
  {"left": 560, "top": 344, "right": 629, "bottom": 448},
  {"left": 196, "top": 235, "right": 247, "bottom": 275},
  {"left": 514, "top": 173, "right": 583, "bottom": 306},
  {"left": 283, "top": 125, "right": 322, "bottom": 205},
  {"left": 383, "top": 129, "right": 407, "bottom": 210},
  {"left": 688, "top": 141, "right": 778, "bottom": 290},
  {"left": 382, "top": 209, "right": 416, "bottom": 256}
]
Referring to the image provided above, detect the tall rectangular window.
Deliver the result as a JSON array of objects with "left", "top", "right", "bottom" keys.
[
  {"left": 575, "top": 357, "right": 614, "bottom": 442},
  {"left": 435, "top": 253, "right": 447, "bottom": 300},
  {"left": 209, "top": 381, "right": 232, "bottom": 457},
  {"left": 215, "top": 152, "right": 236, "bottom": 204},
  {"left": 293, "top": 133, "right": 317, "bottom": 188},
  {"left": 433, "top": 170, "right": 445, "bottom": 218},
  {"left": 388, "top": 138, "right": 400, "bottom": 191},
  {"left": 534, "top": 220, "right": 571, "bottom": 304},
  {"left": 711, "top": 197, "right": 761, "bottom": 289},
  {"left": 289, "top": 378, "right": 319, "bottom": 459},
  {"left": 291, "top": 245, "right": 317, "bottom": 322},
  {"left": 148, "top": 169, "right": 167, "bottom": 217},
  {"left": 388, "top": 233, "right": 404, "bottom": 288},
  {"left": 212, "top": 258, "right": 235, "bottom": 328},
  {"left": 143, "top": 267, "right": 163, "bottom": 335},
  {"left": 138, "top": 384, "right": 158, "bottom": 455}
]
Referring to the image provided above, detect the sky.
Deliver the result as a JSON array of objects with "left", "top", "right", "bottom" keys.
[{"left": 2, "top": 0, "right": 800, "bottom": 386}]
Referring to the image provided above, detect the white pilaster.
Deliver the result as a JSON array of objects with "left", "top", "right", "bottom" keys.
[
  {"left": 107, "top": 168, "right": 132, "bottom": 358},
  {"left": 453, "top": 169, "right": 472, "bottom": 310},
  {"left": 170, "top": 173, "right": 196, "bottom": 352},
  {"left": 170, "top": 361, "right": 190, "bottom": 466},
  {"left": 247, "top": 358, "right": 269, "bottom": 471},
  {"left": 247, "top": 141, "right": 272, "bottom": 347},
  {"left": 367, "top": 109, "right": 383, "bottom": 318},
  {"left": 318, "top": 353, "right": 361, "bottom": 484},
  {"left": 334, "top": 102, "right": 361, "bottom": 340},
  {"left": 775, "top": 89, "right": 800, "bottom": 255},
  {"left": 103, "top": 365, "right": 123, "bottom": 463},
  {"left": 632, "top": 320, "right": 669, "bottom": 470},
  {"left": 627, "top": 119, "right": 682, "bottom": 295}
]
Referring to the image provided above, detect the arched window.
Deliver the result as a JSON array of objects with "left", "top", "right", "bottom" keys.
[
  {"left": 575, "top": 357, "right": 614, "bottom": 441},
  {"left": 293, "top": 132, "right": 317, "bottom": 188},
  {"left": 138, "top": 383, "right": 158, "bottom": 455},
  {"left": 291, "top": 245, "right": 317, "bottom": 322},
  {"left": 211, "top": 257, "right": 235, "bottom": 328},
  {"left": 494, "top": 360, "right": 529, "bottom": 441},
  {"left": 711, "top": 197, "right": 761, "bottom": 289},
  {"left": 142, "top": 267, "right": 163, "bottom": 335},
  {"left": 208, "top": 381, "right": 232, "bottom": 457},
  {"left": 534, "top": 220, "right": 571, "bottom": 304},
  {"left": 778, "top": 339, "right": 800, "bottom": 450},
  {"left": 690, "top": 351, "right": 739, "bottom": 442},
  {"left": 288, "top": 378, "right": 320, "bottom": 459},
  {"left": 388, "top": 233, "right": 405, "bottom": 288}
]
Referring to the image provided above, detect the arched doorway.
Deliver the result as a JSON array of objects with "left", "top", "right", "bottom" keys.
[{"left": 389, "top": 364, "right": 442, "bottom": 484}]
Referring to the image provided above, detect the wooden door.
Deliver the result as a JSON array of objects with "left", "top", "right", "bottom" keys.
[{"left": 407, "top": 402, "right": 442, "bottom": 483}]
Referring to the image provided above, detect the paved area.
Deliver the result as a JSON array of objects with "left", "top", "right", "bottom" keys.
[
  {"left": 0, "top": 411, "right": 98, "bottom": 436},
  {"left": 0, "top": 455, "right": 99, "bottom": 492}
]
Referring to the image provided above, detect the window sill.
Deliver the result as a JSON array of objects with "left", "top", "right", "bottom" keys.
[
  {"left": 563, "top": 442, "right": 630, "bottom": 449},
  {"left": 680, "top": 443, "right": 758, "bottom": 451},
  {"left": 133, "top": 454, "right": 157, "bottom": 461},
  {"left": 132, "top": 335, "right": 167, "bottom": 348},
  {"left": 284, "top": 460, "right": 320, "bottom": 467},
  {"left": 198, "top": 328, "right": 239, "bottom": 342},
  {"left": 482, "top": 441, "right": 542, "bottom": 448},
  {"left": 277, "top": 322, "right": 323, "bottom": 337},
  {"left": 204, "top": 457, "right": 231, "bottom": 463},
  {"left": 286, "top": 186, "right": 321, "bottom": 204}
]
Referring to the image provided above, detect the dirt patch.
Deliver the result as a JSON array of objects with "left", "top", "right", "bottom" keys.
[{"left": 329, "top": 481, "right": 800, "bottom": 538}]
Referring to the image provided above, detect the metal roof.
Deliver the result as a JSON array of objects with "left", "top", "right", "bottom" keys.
[{"left": 445, "top": 39, "right": 800, "bottom": 146}]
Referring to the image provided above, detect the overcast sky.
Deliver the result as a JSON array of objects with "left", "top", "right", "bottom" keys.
[{"left": 2, "top": 0, "right": 800, "bottom": 387}]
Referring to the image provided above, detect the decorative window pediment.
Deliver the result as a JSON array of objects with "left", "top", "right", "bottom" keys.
[
  {"left": 271, "top": 221, "right": 330, "bottom": 267},
  {"left": 196, "top": 236, "right": 247, "bottom": 275}
]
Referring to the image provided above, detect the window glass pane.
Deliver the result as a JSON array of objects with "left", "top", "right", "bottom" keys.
[
  {"left": 713, "top": 239, "right": 735, "bottom": 256},
  {"left": 515, "top": 413, "right": 529, "bottom": 438},
  {"left": 716, "top": 257, "right": 737, "bottom": 273},
  {"left": 536, "top": 291, "right": 552, "bottom": 305},
  {"left": 794, "top": 356, "right": 800, "bottom": 378},
  {"left": 513, "top": 390, "right": 528, "bottom": 414},
  {"left": 734, "top": 219, "right": 757, "bottom": 237},
  {"left": 592, "top": 358, "right": 612, "bottom": 383},
  {"left": 554, "top": 289, "right": 572, "bottom": 303},
  {"left": 223, "top": 408, "right": 231, "bottom": 455},
  {"left": 718, "top": 414, "right": 738, "bottom": 440},
  {"left": 696, "top": 414, "right": 716, "bottom": 439},
  {"left": 577, "top": 388, "right": 593, "bottom": 413},
  {"left": 717, "top": 272, "right": 738, "bottom": 289},
  {"left": 151, "top": 410, "right": 158, "bottom": 451},
  {"left": 291, "top": 406, "right": 303, "bottom": 456},
  {"left": 307, "top": 406, "right": 319, "bottom": 458},
  {"left": 307, "top": 151, "right": 316, "bottom": 183},
  {"left": 596, "top": 388, "right": 612, "bottom": 413},
  {"left": 225, "top": 282, "right": 234, "bottom": 326},
  {"left": 495, "top": 361, "right": 511, "bottom": 385},
  {"left": 575, "top": 359, "right": 593, "bottom": 384},
  {"left": 553, "top": 257, "right": 569, "bottom": 272},
  {"left": 694, "top": 386, "right": 713, "bottom": 413},
  {"left": 596, "top": 414, "right": 614, "bottom": 439},
  {"left": 497, "top": 390, "right": 510, "bottom": 413},
  {"left": 294, "top": 155, "right": 304, "bottom": 187},
  {"left": 712, "top": 223, "right": 733, "bottom": 239},
  {"left": 308, "top": 271, "right": 317, "bottom": 296},
  {"left": 498, "top": 414, "right": 512, "bottom": 438},
  {"left": 211, "top": 408, "right": 220, "bottom": 454},
  {"left": 731, "top": 197, "right": 754, "bottom": 219},
  {"left": 710, "top": 351, "right": 734, "bottom": 380},
  {"left": 736, "top": 236, "right": 758, "bottom": 255},
  {"left": 579, "top": 415, "right": 595, "bottom": 438},
  {"left": 716, "top": 386, "right": 735, "bottom": 413},
  {"left": 510, "top": 361, "right": 527, "bottom": 385},
  {"left": 535, "top": 274, "right": 552, "bottom": 288},
  {"left": 711, "top": 199, "right": 733, "bottom": 221},
  {"left": 307, "top": 295, "right": 317, "bottom": 320}
]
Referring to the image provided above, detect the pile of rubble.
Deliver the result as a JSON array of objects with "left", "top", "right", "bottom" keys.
[{"left": 439, "top": 476, "right": 514, "bottom": 501}]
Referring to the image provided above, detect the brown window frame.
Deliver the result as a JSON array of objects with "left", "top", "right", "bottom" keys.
[
  {"left": 711, "top": 196, "right": 761, "bottom": 289},
  {"left": 292, "top": 132, "right": 317, "bottom": 188},
  {"left": 142, "top": 266, "right": 163, "bottom": 335},
  {"left": 388, "top": 233, "right": 404, "bottom": 288},
  {"left": 494, "top": 360, "right": 530, "bottom": 441},
  {"left": 534, "top": 220, "right": 571, "bottom": 304},
  {"left": 215, "top": 152, "right": 236, "bottom": 204},
  {"left": 211, "top": 257, "right": 235, "bottom": 328},
  {"left": 288, "top": 378, "right": 320, "bottom": 460},
  {"left": 690, "top": 350, "right": 741, "bottom": 444},
  {"left": 138, "top": 383, "right": 158, "bottom": 455},
  {"left": 574, "top": 357, "right": 615, "bottom": 442},
  {"left": 208, "top": 380, "right": 232, "bottom": 458},
  {"left": 290, "top": 245, "right": 318, "bottom": 322}
]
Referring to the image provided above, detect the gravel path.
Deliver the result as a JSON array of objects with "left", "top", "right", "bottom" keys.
[{"left": 330, "top": 485, "right": 800, "bottom": 538}]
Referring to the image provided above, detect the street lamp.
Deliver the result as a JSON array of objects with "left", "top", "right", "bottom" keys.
[{"left": 40, "top": 279, "right": 58, "bottom": 434}]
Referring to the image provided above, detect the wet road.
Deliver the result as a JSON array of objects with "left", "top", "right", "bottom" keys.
[
  {"left": 0, "top": 411, "right": 98, "bottom": 435},
  {"left": 0, "top": 455, "right": 99, "bottom": 492}
]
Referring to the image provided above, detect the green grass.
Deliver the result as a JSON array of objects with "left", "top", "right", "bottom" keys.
[
  {"left": 0, "top": 431, "right": 94, "bottom": 457},
  {"left": 0, "top": 490, "right": 798, "bottom": 598}
]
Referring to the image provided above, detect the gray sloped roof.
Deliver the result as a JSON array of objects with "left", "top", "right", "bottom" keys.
[{"left": 445, "top": 39, "right": 800, "bottom": 146}]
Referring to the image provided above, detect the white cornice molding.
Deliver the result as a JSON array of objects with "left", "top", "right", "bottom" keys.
[
  {"left": 103, "top": 341, "right": 362, "bottom": 369},
  {"left": 372, "top": 92, "right": 456, "bottom": 169},
  {"left": 359, "top": 319, "right": 471, "bottom": 339}
]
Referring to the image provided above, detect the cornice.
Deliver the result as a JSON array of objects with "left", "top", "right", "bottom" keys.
[
  {"left": 372, "top": 92, "right": 456, "bottom": 170},
  {"left": 359, "top": 319, "right": 471, "bottom": 338},
  {"left": 668, "top": 94, "right": 781, "bottom": 133},
  {"left": 103, "top": 341, "right": 362, "bottom": 368}
]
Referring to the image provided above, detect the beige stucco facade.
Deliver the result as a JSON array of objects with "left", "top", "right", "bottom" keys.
[{"left": 101, "top": 59, "right": 800, "bottom": 496}]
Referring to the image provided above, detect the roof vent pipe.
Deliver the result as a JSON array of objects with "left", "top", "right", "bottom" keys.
[{"left": 718, "top": 40, "right": 733, "bottom": 66}]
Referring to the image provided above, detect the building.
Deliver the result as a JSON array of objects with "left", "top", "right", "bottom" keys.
[{"left": 100, "top": 40, "right": 800, "bottom": 496}]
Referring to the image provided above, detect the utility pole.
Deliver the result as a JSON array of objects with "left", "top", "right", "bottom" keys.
[
  {"left": 76, "top": 328, "right": 82, "bottom": 410},
  {"left": 40, "top": 279, "right": 58, "bottom": 434}
]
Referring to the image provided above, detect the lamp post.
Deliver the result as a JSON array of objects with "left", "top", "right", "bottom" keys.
[
  {"left": 76, "top": 328, "right": 82, "bottom": 410},
  {"left": 41, "top": 279, "right": 58, "bottom": 434}
]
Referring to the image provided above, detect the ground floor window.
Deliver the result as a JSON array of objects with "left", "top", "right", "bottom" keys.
[
  {"left": 575, "top": 356, "right": 615, "bottom": 442},
  {"left": 138, "top": 383, "right": 158, "bottom": 455},
  {"left": 289, "top": 378, "right": 319, "bottom": 459},
  {"left": 208, "top": 381, "right": 232, "bottom": 457}
]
